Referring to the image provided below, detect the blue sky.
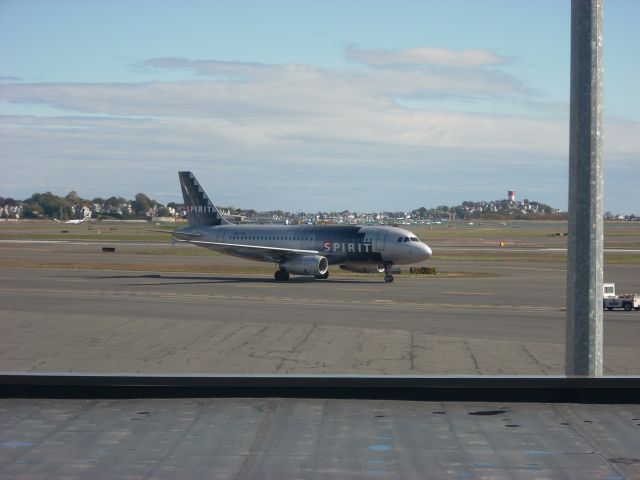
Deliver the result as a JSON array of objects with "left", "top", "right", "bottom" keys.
[{"left": 1, "top": 0, "right": 638, "bottom": 213}]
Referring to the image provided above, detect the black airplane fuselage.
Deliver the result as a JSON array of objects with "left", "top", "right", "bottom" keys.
[{"left": 174, "top": 223, "right": 431, "bottom": 265}]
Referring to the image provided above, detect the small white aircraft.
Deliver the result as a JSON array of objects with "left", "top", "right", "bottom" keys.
[{"left": 54, "top": 211, "right": 92, "bottom": 224}]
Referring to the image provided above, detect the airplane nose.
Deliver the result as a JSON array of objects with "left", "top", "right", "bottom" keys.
[{"left": 422, "top": 244, "right": 432, "bottom": 259}]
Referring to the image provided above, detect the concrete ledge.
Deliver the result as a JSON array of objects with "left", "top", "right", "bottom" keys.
[{"left": 1, "top": 373, "right": 639, "bottom": 403}]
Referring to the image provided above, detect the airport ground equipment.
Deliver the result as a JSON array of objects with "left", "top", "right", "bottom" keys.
[{"left": 603, "top": 283, "right": 640, "bottom": 311}]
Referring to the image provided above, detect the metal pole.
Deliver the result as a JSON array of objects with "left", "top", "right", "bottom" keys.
[{"left": 566, "top": 0, "right": 604, "bottom": 376}]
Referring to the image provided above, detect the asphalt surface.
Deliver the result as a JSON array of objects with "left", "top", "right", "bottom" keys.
[
  {"left": 1, "top": 240, "right": 638, "bottom": 375},
  {"left": 1, "top": 397, "right": 639, "bottom": 479},
  {"left": 2, "top": 228, "right": 640, "bottom": 479}
]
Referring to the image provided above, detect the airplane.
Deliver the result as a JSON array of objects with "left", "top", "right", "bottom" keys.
[
  {"left": 54, "top": 212, "right": 92, "bottom": 224},
  {"left": 172, "top": 171, "right": 432, "bottom": 283}
]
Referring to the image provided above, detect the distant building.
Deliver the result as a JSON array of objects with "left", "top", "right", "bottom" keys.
[{"left": 508, "top": 190, "right": 516, "bottom": 202}]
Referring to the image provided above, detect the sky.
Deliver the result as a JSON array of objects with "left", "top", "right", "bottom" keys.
[{"left": 0, "top": 0, "right": 638, "bottom": 213}]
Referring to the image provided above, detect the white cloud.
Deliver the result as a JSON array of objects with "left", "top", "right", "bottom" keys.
[
  {"left": 345, "top": 45, "right": 511, "bottom": 69},
  {"left": 0, "top": 50, "right": 638, "bottom": 211},
  {"left": 0, "top": 78, "right": 580, "bottom": 156}
]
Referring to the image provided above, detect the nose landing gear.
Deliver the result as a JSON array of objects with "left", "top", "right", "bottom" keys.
[{"left": 383, "top": 264, "right": 394, "bottom": 283}]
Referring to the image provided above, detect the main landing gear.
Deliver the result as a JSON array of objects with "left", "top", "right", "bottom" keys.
[
  {"left": 274, "top": 270, "right": 290, "bottom": 281},
  {"left": 383, "top": 264, "right": 394, "bottom": 283},
  {"left": 314, "top": 272, "right": 329, "bottom": 280}
]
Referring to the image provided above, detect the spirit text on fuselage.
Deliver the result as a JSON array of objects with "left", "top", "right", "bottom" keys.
[{"left": 323, "top": 240, "right": 372, "bottom": 253}]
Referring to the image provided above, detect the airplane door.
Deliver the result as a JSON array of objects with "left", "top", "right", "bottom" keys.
[
  {"left": 375, "top": 231, "right": 387, "bottom": 251},
  {"left": 364, "top": 234, "right": 374, "bottom": 253}
]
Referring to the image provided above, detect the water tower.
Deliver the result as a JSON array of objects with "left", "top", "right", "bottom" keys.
[{"left": 508, "top": 190, "right": 515, "bottom": 202}]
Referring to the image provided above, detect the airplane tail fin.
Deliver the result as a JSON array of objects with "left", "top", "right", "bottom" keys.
[{"left": 178, "top": 171, "right": 230, "bottom": 227}]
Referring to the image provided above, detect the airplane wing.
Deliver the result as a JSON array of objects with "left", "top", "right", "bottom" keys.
[{"left": 175, "top": 238, "right": 321, "bottom": 263}]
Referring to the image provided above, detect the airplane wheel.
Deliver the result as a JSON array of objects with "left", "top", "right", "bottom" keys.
[
  {"left": 274, "top": 270, "right": 290, "bottom": 281},
  {"left": 315, "top": 272, "right": 329, "bottom": 280},
  {"left": 384, "top": 274, "right": 394, "bottom": 283}
]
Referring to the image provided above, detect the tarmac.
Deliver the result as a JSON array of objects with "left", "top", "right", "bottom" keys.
[
  {"left": 1, "top": 238, "right": 639, "bottom": 375},
  {"left": 1, "top": 231, "right": 640, "bottom": 478},
  {"left": 1, "top": 396, "right": 639, "bottom": 479}
]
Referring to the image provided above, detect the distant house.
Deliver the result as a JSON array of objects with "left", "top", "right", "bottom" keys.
[
  {"left": 121, "top": 203, "right": 133, "bottom": 215},
  {"left": 1, "top": 204, "right": 22, "bottom": 219}
]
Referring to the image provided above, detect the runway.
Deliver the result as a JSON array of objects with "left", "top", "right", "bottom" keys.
[
  {"left": 3, "top": 238, "right": 640, "bottom": 253},
  {"left": 2, "top": 225, "right": 640, "bottom": 479},
  {"left": 1, "top": 237, "right": 638, "bottom": 375}
]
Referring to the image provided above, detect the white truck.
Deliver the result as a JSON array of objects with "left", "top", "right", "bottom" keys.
[{"left": 603, "top": 283, "right": 640, "bottom": 311}]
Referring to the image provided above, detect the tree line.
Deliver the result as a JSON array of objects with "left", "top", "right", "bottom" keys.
[
  {"left": 2, "top": 191, "right": 568, "bottom": 221},
  {"left": 0, "top": 191, "right": 176, "bottom": 220},
  {"left": 410, "top": 199, "right": 566, "bottom": 220}
]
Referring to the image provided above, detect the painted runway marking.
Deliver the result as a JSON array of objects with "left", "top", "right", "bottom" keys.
[
  {"left": 0, "top": 287, "right": 561, "bottom": 313},
  {"left": 0, "top": 239, "right": 171, "bottom": 247},
  {"left": 438, "top": 246, "right": 640, "bottom": 253},
  {"left": 444, "top": 291, "right": 494, "bottom": 296},
  {"left": 9, "top": 247, "right": 50, "bottom": 252},
  {"left": 456, "top": 264, "right": 567, "bottom": 272}
]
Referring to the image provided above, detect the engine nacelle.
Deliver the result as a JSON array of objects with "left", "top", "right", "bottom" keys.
[
  {"left": 281, "top": 255, "right": 328, "bottom": 276},
  {"left": 340, "top": 263, "right": 385, "bottom": 274}
]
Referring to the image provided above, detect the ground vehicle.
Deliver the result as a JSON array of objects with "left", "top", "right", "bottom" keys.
[{"left": 603, "top": 283, "right": 640, "bottom": 311}]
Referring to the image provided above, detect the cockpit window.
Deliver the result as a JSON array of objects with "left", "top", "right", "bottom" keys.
[
  {"left": 397, "top": 237, "right": 403, "bottom": 242},
  {"left": 410, "top": 237, "right": 419, "bottom": 242}
]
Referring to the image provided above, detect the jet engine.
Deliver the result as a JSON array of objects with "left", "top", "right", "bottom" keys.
[
  {"left": 280, "top": 255, "right": 329, "bottom": 276},
  {"left": 339, "top": 263, "right": 385, "bottom": 274}
]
